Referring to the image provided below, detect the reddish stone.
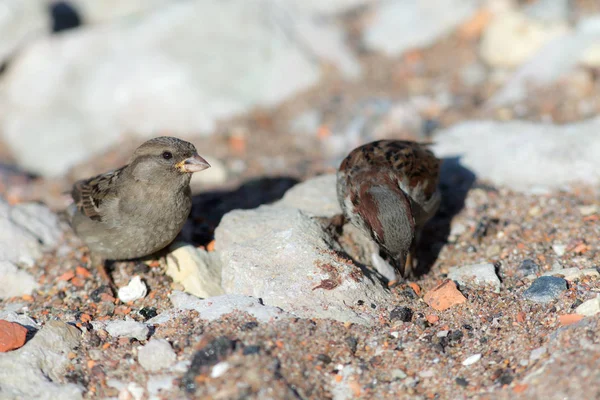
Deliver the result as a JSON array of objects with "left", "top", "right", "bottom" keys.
[
  {"left": 423, "top": 280, "right": 467, "bottom": 311},
  {"left": 0, "top": 320, "right": 28, "bottom": 352}
]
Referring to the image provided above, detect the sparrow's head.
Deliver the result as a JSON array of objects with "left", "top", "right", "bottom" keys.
[{"left": 129, "top": 136, "right": 210, "bottom": 182}]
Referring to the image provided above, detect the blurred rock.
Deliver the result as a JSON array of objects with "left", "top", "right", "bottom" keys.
[
  {"left": 0, "top": 0, "right": 49, "bottom": 64},
  {"left": 1, "top": 0, "right": 360, "bottom": 176},
  {"left": 489, "top": 16, "right": 600, "bottom": 106},
  {"left": 275, "top": 174, "right": 341, "bottom": 218},
  {"left": 480, "top": 10, "right": 568, "bottom": 68},
  {"left": 523, "top": 0, "right": 570, "bottom": 24},
  {"left": 117, "top": 276, "right": 147, "bottom": 303},
  {"left": 169, "top": 291, "right": 291, "bottom": 323},
  {"left": 448, "top": 263, "right": 501, "bottom": 293},
  {"left": 0, "top": 261, "right": 38, "bottom": 299},
  {"left": 105, "top": 320, "right": 149, "bottom": 341},
  {"left": 432, "top": 118, "right": 600, "bottom": 192},
  {"left": 363, "top": 0, "right": 479, "bottom": 56},
  {"left": 165, "top": 243, "right": 224, "bottom": 299},
  {"left": 216, "top": 202, "right": 392, "bottom": 325},
  {"left": 66, "top": 0, "right": 169, "bottom": 24},
  {"left": 0, "top": 320, "right": 83, "bottom": 400},
  {"left": 138, "top": 339, "right": 177, "bottom": 372},
  {"left": 0, "top": 197, "right": 63, "bottom": 266}
]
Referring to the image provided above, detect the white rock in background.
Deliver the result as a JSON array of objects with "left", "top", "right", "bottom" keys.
[
  {"left": 432, "top": 118, "right": 600, "bottom": 192},
  {"left": 0, "top": 197, "right": 63, "bottom": 267},
  {"left": 363, "top": 0, "right": 479, "bottom": 56},
  {"left": 575, "top": 296, "right": 600, "bottom": 317},
  {"left": 0, "top": 321, "right": 83, "bottom": 400},
  {"left": 0, "top": 0, "right": 49, "bottom": 64},
  {"left": 480, "top": 10, "right": 568, "bottom": 68},
  {"left": 216, "top": 203, "right": 392, "bottom": 324},
  {"left": 117, "top": 276, "right": 148, "bottom": 303},
  {"left": 542, "top": 267, "right": 600, "bottom": 281},
  {"left": 448, "top": 263, "right": 501, "bottom": 293},
  {"left": 286, "top": 0, "right": 370, "bottom": 15},
  {"left": 169, "top": 291, "right": 290, "bottom": 323},
  {"left": 488, "top": 16, "right": 600, "bottom": 106},
  {"left": 166, "top": 244, "right": 224, "bottom": 299},
  {"left": 1, "top": 0, "right": 360, "bottom": 177},
  {"left": 0, "top": 261, "right": 38, "bottom": 299},
  {"left": 105, "top": 320, "right": 149, "bottom": 341},
  {"left": 0, "top": 311, "right": 39, "bottom": 330},
  {"left": 276, "top": 174, "right": 341, "bottom": 217},
  {"left": 138, "top": 339, "right": 177, "bottom": 372}
]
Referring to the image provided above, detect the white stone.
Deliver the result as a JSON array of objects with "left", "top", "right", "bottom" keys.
[
  {"left": 1, "top": 0, "right": 359, "bottom": 177},
  {"left": 0, "top": 261, "right": 38, "bottom": 299},
  {"left": 542, "top": 267, "right": 599, "bottom": 282},
  {"left": 363, "top": 0, "right": 479, "bottom": 56},
  {"left": 448, "top": 263, "right": 501, "bottom": 293},
  {"left": 165, "top": 243, "right": 224, "bottom": 299},
  {"left": 462, "top": 353, "right": 482, "bottom": 366},
  {"left": 210, "top": 362, "right": 230, "bottom": 378},
  {"left": 105, "top": 320, "right": 149, "bottom": 341},
  {"left": 124, "top": 382, "right": 144, "bottom": 400},
  {"left": 276, "top": 174, "right": 342, "bottom": 218},
  {"left": 216, "top": 204, "right": 393, "bottom": 324},
  {"left": 529, "top": 346, "right": 547, "bottom": 362},
  {"left": 118, "top": 276, "right": 148, "bottom": 303},
  {"left": 480, "top": 10, "right": 568, "bottom": 68},
  {"left": 552, "top": 244, "right": 567, "bottom": 256},
  {"left": 138, "top": 339, "right": 177, "bottom": 372},
  {"left": 432, "top": 118, "right": 600, "bottom": 192},
  {"left": 575, "top": 296, "right": 600, "bottom": 317},
  {"left": 146, "top": 375, "right": 175, "bottom": 397},
  {"left": 0, "top": 0, "right": 49, "bottom": 64},
  {"left": 169, "top": 291, "right": 290, "bottom": 323}
]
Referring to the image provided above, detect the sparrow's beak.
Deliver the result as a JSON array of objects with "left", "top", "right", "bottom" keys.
[{"left": 176, "top": 154, "right": 211, "bottom": 173}]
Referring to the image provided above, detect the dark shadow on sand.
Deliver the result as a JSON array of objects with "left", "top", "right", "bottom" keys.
[{"left": 414, "top": 156, "right": 477, "bottom": 277}]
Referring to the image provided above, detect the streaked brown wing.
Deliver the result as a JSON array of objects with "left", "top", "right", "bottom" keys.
[{"left": 71, "top": 166, "right": 125, "bottom": 221}]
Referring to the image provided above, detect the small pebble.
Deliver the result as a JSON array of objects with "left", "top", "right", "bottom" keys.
[
  {"left": 518, "top": 259, "right": 540, "bottom": 277},
  {"left": 523, "top": 276, "right": 567, "bottom": 303},
  {"left": 419, "top": 369, "right": 435, "bottom": 378},
  {"left": 462, "top": 354, "right": 481, "bottom": 366},
  {"left": 552, "top": 244, "right": 566, "bottom": 256},
  {"left": 210, "top": 361, "right": 230, "bottom": 378},
  {"left": 0, "top": 320, "right": 28, "bottom": 352},
  {"left": 118, "top": 276, "right": 147, "bottom": 303},
  {"left": 424, "top": 280, "right": 467, "bottom": 311},
  {"left": 529, "top": 346, "right": 547, "bottom": 362},
  {"left": 389, "top": 306, "right": 413, "bottom": 322},
  {"left": 575, "top": 296, "right": 600, "bottom": 316},
  {"left": 105, "top": 320, "right": 149, "bottom": 341},
  {"left": 138, "top": 339, "right": 177, "bottom": 371},
  {"left": 448, "top": 263, "right": 501, "bottom": 293},
  {"left": 455, "top": 377, "right": 469, "bottom": 387},
  {"left": 243, "top": 345, "right": 260, "bottom": 355}
]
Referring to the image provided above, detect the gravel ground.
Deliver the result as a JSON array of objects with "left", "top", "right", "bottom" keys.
[{"left": 1, "top": 3, "right": 600, "bottom": 399}]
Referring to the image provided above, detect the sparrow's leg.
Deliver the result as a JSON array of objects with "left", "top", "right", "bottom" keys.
[
  {"left": 403, "top": 231, "right": 421, "bottom": 278},
  {"left": 91, "top": 253, "right": 116, "bottom": 291}
]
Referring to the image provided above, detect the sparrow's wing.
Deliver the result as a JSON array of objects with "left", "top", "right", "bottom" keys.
[
  {"left": 342, "top": 140, "right": 441, "bottom": 201},
  {"left": 71, "top": 166, "right": 126, "bottom": 222}
]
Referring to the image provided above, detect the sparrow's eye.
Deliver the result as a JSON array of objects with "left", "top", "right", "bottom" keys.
[{"left": 162, "top": 151, "right": 173, "bottom": 160}]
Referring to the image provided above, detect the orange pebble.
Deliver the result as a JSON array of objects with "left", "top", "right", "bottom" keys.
[
  {"left": 21, "top": 294, "right": 33, "bottom": 302},
  {"left": 426, "top": 315, "right": 439, "bottom": 324},
  {"left": 75, "top": 266, "right": 92, "bottom": 278},
  {"left": 70, "top": 277, "right": 85, "bottom": 288},
  {"left": 80, "top": 313, "right": 92, "bottom": 323},
  {"left": 58, "top": 271, "right": 75, "bottom": 281},
  {"left": 408, "top": 282, "right": 421, "bottom": 296},
  {"left": 206, "top": 240, "right": 216, "bottom": 252}
]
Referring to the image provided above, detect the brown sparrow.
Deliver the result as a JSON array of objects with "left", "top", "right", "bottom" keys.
[
  {"left": 336, "top": 140, "right": 441, "bottom": 278},
  {"left": 68, "top": 136, "right": 210, "bottom": 287}
]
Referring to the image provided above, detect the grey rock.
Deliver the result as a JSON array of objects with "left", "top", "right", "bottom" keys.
[
  {"left": 0, "top": 0, "right": 49, "bottom": 64},
  {"left": 523, "top": 276, "right": 567, "bottom": 303},
  {"left": 105, "top": 320, "right": 149, "bottom": 341},
  {"left": 0, "top": 261, "right": 38, "bottom": 299},
  {"left": 575, "top": 296, "right": 600, "bottom": 316},
  {"left": 165, "top": 243, "right": 224, "bottom": 299},
  {"left": 432, "top": 118, "right": 600, "bottom": 192},
  {"left": 518, "top": 259, "right": 540, "bottom": 277},
  {"left": 276, "top": 174, "right": 341, "bottom": 217},
  {"left": 138, "top": 339, "right": 177, "bottom": 372},
  {"left": 0, "top": 320, "right": 83, "bottom": 400},
  {"left": 448, "top": 263, "right": 501, "bottom": 293},
  {"left": 216, "top": 204, "right": 392, "bottom": 324},
  {"left": 0, "top": 311, "right": 39, "bottom": 330},
  {"left": 363, "top": 0, "right": 479, "bottom": 56},
  {"left": 542, "top": 267, "right": 599, "bottom": 281},
  {"left": 0, "top": 197, "right": 63, "bottom": 267},
  {"left": 1, "top": 0, "right": 359, "bottom": 176},
  {"left": 169, "top": 291, "right": 290, "bottom": 323},
  {"left": 10, "top": 202, "right": 63, "bottom": 247}
]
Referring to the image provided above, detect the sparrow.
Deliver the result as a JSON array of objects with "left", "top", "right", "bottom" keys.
[
  {"left": 336, "top": 140, "right": 441, "bottom": 278},
  {"left": 68, "top": 136, "right": 210, "bottom": 287}
]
